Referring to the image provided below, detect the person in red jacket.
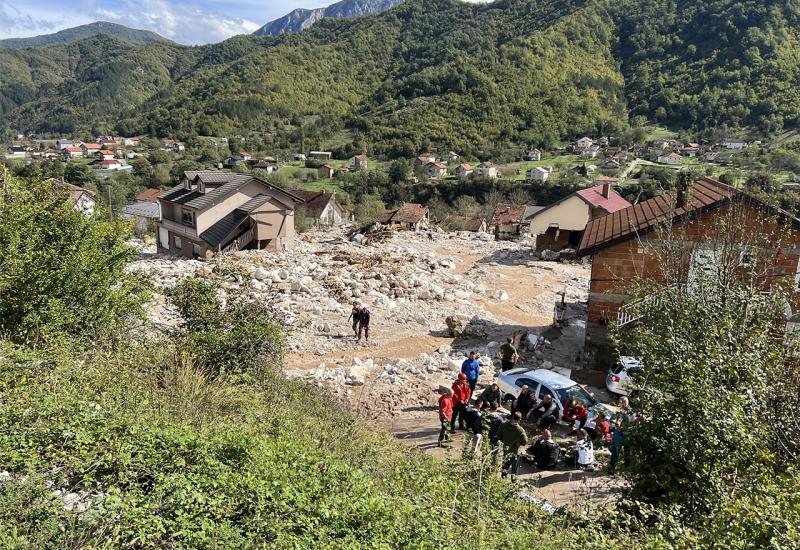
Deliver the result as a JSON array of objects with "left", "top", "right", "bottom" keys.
[
  {"left": 563, "top": 399, "right": 589, "bottom": 435},
  {"left": 438, "top": 387, "right": 454, "bottom": 448},
  {"left": 451, "top": 373, "right": 472, "bottom": 432}
]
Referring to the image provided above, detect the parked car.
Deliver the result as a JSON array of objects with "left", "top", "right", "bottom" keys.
[
  {"left": 496, "top": 368, "right": 611, "bottom": 429},
  {"left": 606, "top": 356, "right": 643, "bottom": 396}
]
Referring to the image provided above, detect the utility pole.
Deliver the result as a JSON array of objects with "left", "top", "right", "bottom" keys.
[{"left": 107, "top": 183, "right": 113, "bottom": 221}]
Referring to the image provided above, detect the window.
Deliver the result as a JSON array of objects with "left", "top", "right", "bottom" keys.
[
  {"left": 514, "top": 379, "right": 538, "bottom": 394},
  {"left": 537, "top": 384, "right": 555, "bottom": 401},
  {"left": 174, "top": 236, "right": 182, "bottom": 249},
  {"left": 556, "top": 385, "right": 597, "bottom": 407},
  {"left": 739, "top": 249, "right": 755, "bottom": 267},
  {"left": 181, "top": 210, "right": 194, "bottom": 226},
  {"left": 198, "top": 181, "right": 205, "bottom": 193}
]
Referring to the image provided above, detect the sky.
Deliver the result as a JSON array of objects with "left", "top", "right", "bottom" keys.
[{"left": 0, "top": 0, "right": 356, "bottom": 45}]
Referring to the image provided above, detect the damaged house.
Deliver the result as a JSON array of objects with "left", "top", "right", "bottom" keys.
[
  {"left": 491, "top": 204, "right": 542, "bottom": 240},
  {"left": 293, "top": 190, "right": 350, "bottom": 227},
  {"left": 377, "top": 202, "right": 430, "bottom": 231}
]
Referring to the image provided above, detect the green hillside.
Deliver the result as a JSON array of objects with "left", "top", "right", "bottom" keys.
[
  {"left": 2, "top": 0, "right": 800, "bottom": 153},
  {"left": 0, "top": 21, "right": 169, "bottom": 48}
]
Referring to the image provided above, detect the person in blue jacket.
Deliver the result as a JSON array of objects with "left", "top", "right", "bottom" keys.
[{"left": 461, "top": 351, "right": 481, "bottom": 393}]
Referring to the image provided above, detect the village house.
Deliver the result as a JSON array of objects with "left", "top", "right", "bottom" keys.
[
  {"left": 120, "top": 201, "right": 160, "bottom": 233},
  {"left": 576, "top": 137, "right": 594, "bottom": 150},
  {"left": 600, "top": 158, "right": 621, "bottom": 172},
  {"left": 123, "top": 136, "right": 143, "bottom": 147},
  {"left": 49, "top": 179, "right": 97, "bottom": 216},
  {"left": 94, "top": 149, "right": 115, "bottom": 161},
  {"left": 455, "top": 163, "right": 474, "bottom": 179},
  {"left": 97, "top": 159, "right": 123, "bottom": 170},
  {"left": 580, "top": 146, "right": 600, "bottom": 159},
  {"left": 6, "top": 145, "right": 27, "bottom": 158},
  {"left": 524, "top": 148, "right": 542, "bottom": 161},
  {"left": 319, "top": 164, "right": 336, "bottom": 179},
  {"left": 293, "top": 153, "right": 307, "bottom": 161},
  {"left": 657, "top": 152, "right": 684, "bottom": 165},
  {"left": 62, "top": 146, "right": 83, "bottom": 159},
  {"left": 293, "top": 190, "right": 349, "bottom": 227},
  {"left": 475, "top": 161, "right": 499, "bottom": 179},
  {"left": 528, "top": 183, "right": 630, "bottom": 252},
  {"left": 425, "top": 161, "right": 448, "bottom": 179},
  {"left": 526, "top": 166, "right": 551, "bottom": 183},
  {"left": 155, "top": 171, "right": 304, "bottom": 258},
  {"left": 491, "top": 204, "right": 541, "bottom": 240},
  {"left": 346, "top": 154, "right": 368, "bottom": 171},
  {"left": 98, "top": 136, "right": 117, "bottom": 147},
  {"left": 309, "top": 151, "right": 333, "bottom": 160},
  {"left": 57, "top": 139, "right": 73, "bottom": 150},
  {"left": 720, "top": 139, "right": 748, "bottom": 149},
  {"left": 415, "top": 153, "right": 437, "bottom": 167},
  {"left": 80, "top": 143, "right": 101, "bottom": 157},
  {"left": 592, "top": 175, "right": 619, "bottom": 187},
  {"left": 136, "top": 188, "right": 163, "bottom": 203},
  {"left": 239, "top": 152, "right": 253, "bottom": 161},
  {"left": 682, "top": 143, "right": 701, "bottom": 157},
  {"left": 377, "top": 202, "right": 429, "bottom": 231},
  {"left": 447, "top": 151, "right": 460, "bottom": 162},
  {"left": 161, "top": 139, "right": 186, "bottom": 152},
  {"left": 576, "top": 177, "right": 800, "bottom": 367}
]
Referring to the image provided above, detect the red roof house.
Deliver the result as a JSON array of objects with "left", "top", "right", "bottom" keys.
[
  {"left": 529, "top": 183, "right": 631, "bottom": 251},
  {"left": 136, "top": 188, "right": 163, "bottom": 203},
  {"left": 576, "top": 177, "right": 800, "bottom": 366}
]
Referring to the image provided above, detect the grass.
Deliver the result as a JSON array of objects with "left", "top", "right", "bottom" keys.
[{"left": 498, "top": 154, "right": 583, "bottom": 181}]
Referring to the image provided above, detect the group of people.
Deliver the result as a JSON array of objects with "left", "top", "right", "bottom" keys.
[
  {"left": 347, "top": 303, "right": 371, "bottom": 342},
  {"left": 436, "top": 356, "right": 636, "bottom": 478}
]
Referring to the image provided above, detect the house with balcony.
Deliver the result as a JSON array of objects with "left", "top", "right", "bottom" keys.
[
  {"left": 155, "top": 171, "right": 304, "bottom": 258},
  {"left": 576, "top": 177, "right": 800, "bottom": 367}
]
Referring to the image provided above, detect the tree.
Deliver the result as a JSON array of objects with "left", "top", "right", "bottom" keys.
[
  {"left": 0, "top": 168, "right": 149, "bottom": 343},
  {"left": 388, "top": 159, "right": 410, "bottom": 184},
  {"left": 352, "top": 194, "right": 386, "bottom": 223}
]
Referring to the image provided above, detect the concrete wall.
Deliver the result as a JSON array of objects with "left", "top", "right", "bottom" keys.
[
  {"left": 529, "top": 195, "right": 590, "bottom": 234},
  {"left": 251, "top": 198, "right": 296, "bottom": 250}
]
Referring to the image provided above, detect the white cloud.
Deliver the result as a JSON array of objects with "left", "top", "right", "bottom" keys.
[
  {"left": 0, "top": 0, "right": 60, "bottom": 35},
  {"left": 92, "top": 0, "right": 260, "bottom": 44}
]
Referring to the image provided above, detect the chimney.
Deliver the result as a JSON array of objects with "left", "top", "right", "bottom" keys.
[{"left": 601, "top": 183, "right": 611, "bottom": 198}]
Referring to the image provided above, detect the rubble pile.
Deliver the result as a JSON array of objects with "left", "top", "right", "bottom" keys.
[{"left": 128, "top": 228, "right": 591, "bottom": 417}]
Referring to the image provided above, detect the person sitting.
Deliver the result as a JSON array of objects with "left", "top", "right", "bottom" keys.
[
  {"left": 485, "top": 403, "right": 505, "bottom": 461},
  {"left": 528, "top": 394, "right": 559, "bottom": 431},
  {"left": 527, "top": 430, "right": 560, "bottom": 470},
  {"left": 511, "top": 385, "right": 537, "bottom": 418},
  {"left": 462, "top": 405, "right": 483, "bottom": 454},
  {"left": 562, "top": 399, "right": 589, "bottom": 435},
  {"left": 588, "top": 411, "right": 612, "bottom": 444},
  {"left": 572, "top": 429, "right": 595, "bottom": 471},
  {"left": 476, "top": 383, "right": 502, "bottom": 410}
]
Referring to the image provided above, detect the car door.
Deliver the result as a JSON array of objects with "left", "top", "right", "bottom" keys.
[
  {"left": 537, "top": 383, "right": 564, "bottom": 420},
  {"left": 514, "top": 378, "right": 539, "bottom": 398}
]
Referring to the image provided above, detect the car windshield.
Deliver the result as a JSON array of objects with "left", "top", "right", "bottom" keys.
[{"left": 557, "top": 385, "right": 596, "bottom": 407}]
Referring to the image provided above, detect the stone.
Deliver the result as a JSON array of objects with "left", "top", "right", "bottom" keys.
[
  {"left": 494, "top": 289, "right": 510, "bottom": 301},
  {"left": 253, "top": 268, "right": 269, "bottom": 280},
  {"left": 541, "top": 250, "right": 560, "bottom": 261}
]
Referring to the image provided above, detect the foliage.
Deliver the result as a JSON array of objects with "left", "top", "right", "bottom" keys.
[
  {"left": 0, "top": 169, "right": 149, "bottom": 344},
  {"left": 612, "top": 203, "right": 798, "bottom": 518}
]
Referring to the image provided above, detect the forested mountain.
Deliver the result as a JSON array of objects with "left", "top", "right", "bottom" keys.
[
  {"left": 3, "top": 0, "right": 800, "bottom": 155},
  {"left": 0, "top": 22, "right": 169, "bottom": 49},
  {"left": 253, "top": 0, "right": 403, "bottom": 36}
]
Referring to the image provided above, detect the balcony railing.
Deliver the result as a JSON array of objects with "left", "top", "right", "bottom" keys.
[
  {"left": 617, "top": 294, "right": 662, "bottom": 327},
  {"left": 220, "top": 227, "right": 255, "bottom": 254}
]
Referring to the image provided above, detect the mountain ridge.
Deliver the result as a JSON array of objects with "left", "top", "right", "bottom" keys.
[
  {"left": 253, "top": 0, "right": 404, "bottom": 36},
  {"left": 0, "top": 21, "right": 170, "bottom": 49}
]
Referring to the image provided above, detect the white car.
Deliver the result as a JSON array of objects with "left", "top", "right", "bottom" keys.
[
  {"left": 496, "top": 368, "right": 610, "bottom": 429},
  {"left": 606, "top": 356, "right": 643, "bottom": 396}
]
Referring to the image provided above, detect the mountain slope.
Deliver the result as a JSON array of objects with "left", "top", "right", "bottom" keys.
[
  {"left": 3, "top": 0, "right": 800, "bottom": 152},
  {"left": 253, "top": 0, "right": 404, "bottom": 36},
  {"left": 0, "top": 21, "right": 169, "bottom": 49}
]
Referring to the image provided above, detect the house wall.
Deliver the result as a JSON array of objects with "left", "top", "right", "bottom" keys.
[
  {"left": 195, "top": 181, "right": 296, "bottom": 234},
  {"left": 250, "top": 198, "right": 296, "bottom": 250},
  {"left": 529, "top": 195, "right": 590, "bottom": 234},
  {"left": 583, "top": 203, "right": 800, "bottom": 367}
]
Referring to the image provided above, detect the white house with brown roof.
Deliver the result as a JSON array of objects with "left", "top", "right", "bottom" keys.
[
  {"left": 81, "top": 143, "right": 102, "bottom": 157},
  {"left": 155, "top": 171, "right": 304, "bottom": 258},
  {"left": 475, "top": 162, "right": 499, "bottom": 179},
  {"left": 425, "top": 161, "right": 448, "bottom": 179},
  {"left": 347, "top": 154, "right": 368, "bottom": 171},
  {"left": 657, "top": 152, "right": 684, "bottom": 165},
  {"left": 293, "top": 190, "right": 349, "bottom": 226},
  {"left": 526, "top": 166, "right": 551, "bottom": 183},
  {"left": 455, "top": 163, "right": 474, "bottom": 179}
]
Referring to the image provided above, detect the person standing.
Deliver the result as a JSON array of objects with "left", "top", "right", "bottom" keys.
[
  {"left": 347, "top": 303, "right": 361, "bottom": 338},
  {"left": 461, "top": 351, "right": 481, "bottom": 393},
  {"left": 451, "top": 373, "right": 472, "bottom": 431},
  {"left": 437, "top": 387, "right": 454, "bottom": 448},
  {"left": 357, "top": 305, "right": 371, "bottom": 342},
  {"left": 573, "top": 429, "right": 595, "bottom": 471},
  {"left": 498, "top": 412, "right": 528, "bottom": 478},
  {"left": 496, "top": 337, "right": 519, "bottom": 371}
]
